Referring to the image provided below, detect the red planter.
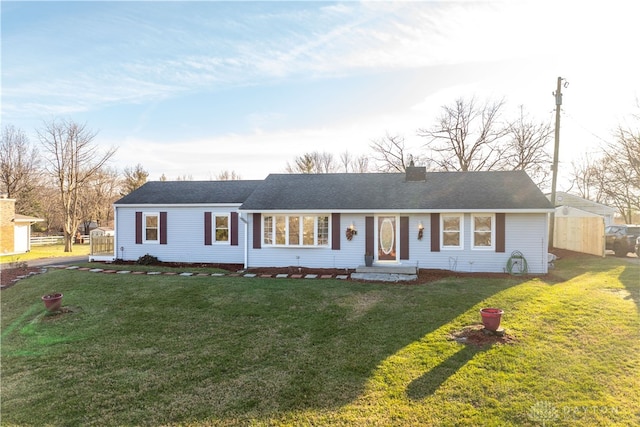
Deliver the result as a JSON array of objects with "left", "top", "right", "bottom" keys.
[
  {"left": 480, "top": 308, "right": 504, "bottom": 331},
  {"left": 42, "top": 293, "right": 64, "bottom": 312}
]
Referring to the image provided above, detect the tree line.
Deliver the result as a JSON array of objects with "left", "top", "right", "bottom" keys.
[
  {"left": 286, "top": 97, "right": 640, "bottom": 223},
  {"left": 2, "top": 97, "right": 638, "bottom": 251}
]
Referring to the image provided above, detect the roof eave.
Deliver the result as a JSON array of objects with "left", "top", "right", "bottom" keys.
[{"left": 239, "top": 208, "right": 554, "bottom": 214}]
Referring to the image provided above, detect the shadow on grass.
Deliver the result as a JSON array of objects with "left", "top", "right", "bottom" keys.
[
  {"left": 258, "top": 278, "right": 521, "bottom": 415},
  {"left": 0, "top": 271, "right": 524, "bottom": 426},
  {"left": 406, "top": 344, "right": 484, "bottom": 400},
  {"left": 618, "top": 263, "right": 640, "bottom": 313}
]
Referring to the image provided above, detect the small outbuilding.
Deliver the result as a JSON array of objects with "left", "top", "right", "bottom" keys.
[{"left": 0, "top": 197, "right": 44, "bottom": 255}]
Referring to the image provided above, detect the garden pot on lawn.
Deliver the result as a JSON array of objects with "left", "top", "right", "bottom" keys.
[
  {"left": 480, "top": 308, "right": 504, "bottom": 331},
  {"left": 42, "top": 293, "right": 63, "bottom": 312}
]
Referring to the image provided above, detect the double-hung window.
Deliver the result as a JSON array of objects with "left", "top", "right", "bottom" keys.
[
  {"left": 441, "top": 214, "right": 463, "bottom": 250},
  {"left": 144, "top": 213, "right": 159, "bottom": 243},
  {"left": 214, "top": 214, "right": 230, "bottom": 243},
  {"left": 263, "top": 214, "right": 329, "bottom": 247},
  {"left": 472, "top": 214, "right": 494, "bottom": 250}
]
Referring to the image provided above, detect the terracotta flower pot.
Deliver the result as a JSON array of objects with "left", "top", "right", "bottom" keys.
[
  {"left": 42, "top": 293, "right": 63, "bottom": 312},
  {"left": 480, "top": 308, "right": 504, "bottom": 331}
]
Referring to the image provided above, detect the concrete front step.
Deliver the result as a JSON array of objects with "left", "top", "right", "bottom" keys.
[{"left": 355, "top": 265, "right": 417, "bottom": 274}]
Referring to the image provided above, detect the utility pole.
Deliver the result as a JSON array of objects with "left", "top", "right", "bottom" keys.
[{"left": 549, "top": 76, "right": 566, "bottom": 249}]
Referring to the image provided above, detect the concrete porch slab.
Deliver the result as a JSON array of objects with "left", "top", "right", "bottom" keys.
[{"left": 355, "top": 265, "right": 417, "bottom": 274}]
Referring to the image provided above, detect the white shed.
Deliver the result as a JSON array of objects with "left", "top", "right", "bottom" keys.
[{"left": 90, "top": 227, "right": 114, "bottom": 237}]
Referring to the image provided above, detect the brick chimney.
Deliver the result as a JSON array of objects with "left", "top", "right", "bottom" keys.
[{"left": 405, "top": 163, "right": 426, "bottom": 182}]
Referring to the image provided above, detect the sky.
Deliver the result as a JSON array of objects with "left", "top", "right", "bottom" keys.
[{"left": 2, "top": 0, "right": 639, "bottom": 187}]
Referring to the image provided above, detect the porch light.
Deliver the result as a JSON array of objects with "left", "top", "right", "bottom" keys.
[{"left": 418, "top": 221, "right": 424, "bottom": 240}]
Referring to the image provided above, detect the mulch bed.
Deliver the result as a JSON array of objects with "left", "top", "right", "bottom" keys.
[
  {"left": 448, "top": 324, "right": 517, "bottom": 347},
  {"left": 1, "top": 266, "right": 45, "bottom": 289},
  {"left": 1, "top": 248, "right": 590, "bottom": 289}
]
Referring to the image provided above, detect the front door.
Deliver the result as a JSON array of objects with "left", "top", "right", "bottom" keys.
[{"left": 378, "top": 216, "right": 397, "bottom": 261}]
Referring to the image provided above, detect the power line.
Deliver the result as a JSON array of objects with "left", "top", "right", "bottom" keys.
[{"left": 562, "top": 111, "right": 611, "bottom": 145}]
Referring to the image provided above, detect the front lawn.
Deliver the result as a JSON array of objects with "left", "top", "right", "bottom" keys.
[{"left": 1, "top": 255, "right": 638, "bottom": 426}]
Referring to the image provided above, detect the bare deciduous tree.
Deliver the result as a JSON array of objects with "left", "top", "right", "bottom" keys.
[
  {"left": 500, "top": 106, "right": 553, "bottom": 188},
  {"left": 0, "top": 125, "right": 42, "bottom": 213},
  {"left": 339, "top": 151, "right": 353, "bottom": 172},
  {"left": 370, "top": 133, "right": 425, "bottom": 172},
  {"left": 601, "top": 121, "right": 640, "bottom": 222},
  {"left": 38, "top": 119, "right": 116, "bottom": 252},
  {"left": 568, "top": 103, "right": 640, "bottom": 223},
  {"left": 339, "top": 151, "right": 370, "bottom": 173},
  {"left": 351, "top": 154, "right": 371, "bottom": 173},
  {"left": 567, "top": 154, "right": 608, "bottom": 203},
  {"left": 418, "top": 97, "right": 507, "bottom": 171},
  {"left": 78, "top": 167, "right": 120, "bottom": 233}
]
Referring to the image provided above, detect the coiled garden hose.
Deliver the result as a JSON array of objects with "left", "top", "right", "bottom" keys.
[{"left": 506, "top": 250, "right": 528, "bottom": 275}]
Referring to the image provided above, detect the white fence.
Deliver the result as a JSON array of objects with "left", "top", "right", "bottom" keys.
[{"left": 31, "top": 235, "right": 89, "bottom": 246}]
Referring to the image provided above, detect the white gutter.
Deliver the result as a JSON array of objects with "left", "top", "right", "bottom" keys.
[{"left": 239, "top": 208, "right": 555, "bottom": 214}]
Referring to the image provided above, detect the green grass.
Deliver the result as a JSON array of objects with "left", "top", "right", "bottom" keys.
[
  {"left": 0, "top": 244, "right": 90, "bottom": 265},
  {"left": 1, "top": 256, "right": 638, "bottom": 426}
]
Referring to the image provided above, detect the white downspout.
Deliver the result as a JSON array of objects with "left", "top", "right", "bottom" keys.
[{"left": 239, "top": 212, "right": 248, "bottom": 269}]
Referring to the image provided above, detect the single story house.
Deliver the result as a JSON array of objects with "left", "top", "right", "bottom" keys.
[{"left": 113, "top": 167, "right": 553, "bottom": 274}]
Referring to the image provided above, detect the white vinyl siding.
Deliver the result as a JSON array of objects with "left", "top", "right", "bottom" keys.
[{"left": 116, "top": 206, "right": 245, "bottom": 264}]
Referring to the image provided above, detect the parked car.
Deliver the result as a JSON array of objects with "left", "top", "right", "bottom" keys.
[
  {"left": 605, "top": 225, "right": 640, "bottom": 257},
  {"left": 636, "top": 235, "right": 640, "bottom": 257}
]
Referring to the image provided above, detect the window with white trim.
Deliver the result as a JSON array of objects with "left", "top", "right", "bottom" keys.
[
  {"left": 263, "top": 214, "right": 330, "bottom": 247},
  {"left": 472, "top": 214, "right": 494, "bottom": 249},
  {"left": 144, "top": 213, "right": 159, "bottom": 243},
  {"left": 214, "top": 214, "right": 230, "bottom": 243},
  {"left": 441, "top": 214, "right": 463, "bottom": 250}
]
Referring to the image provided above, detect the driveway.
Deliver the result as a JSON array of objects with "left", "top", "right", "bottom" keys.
[{"left": 28, "top": 255, "right": 89, "bottom": 267}]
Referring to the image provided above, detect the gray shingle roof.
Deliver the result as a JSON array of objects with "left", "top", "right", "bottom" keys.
[
  {"left": 239, "top": 171, "right": 552, "bottom": 211},
  {"left": 114, "top": 171, "right": 552, "bottom": 211},
  {"left": 115, "top": 180, "right": 262, "bottom": 205}
]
